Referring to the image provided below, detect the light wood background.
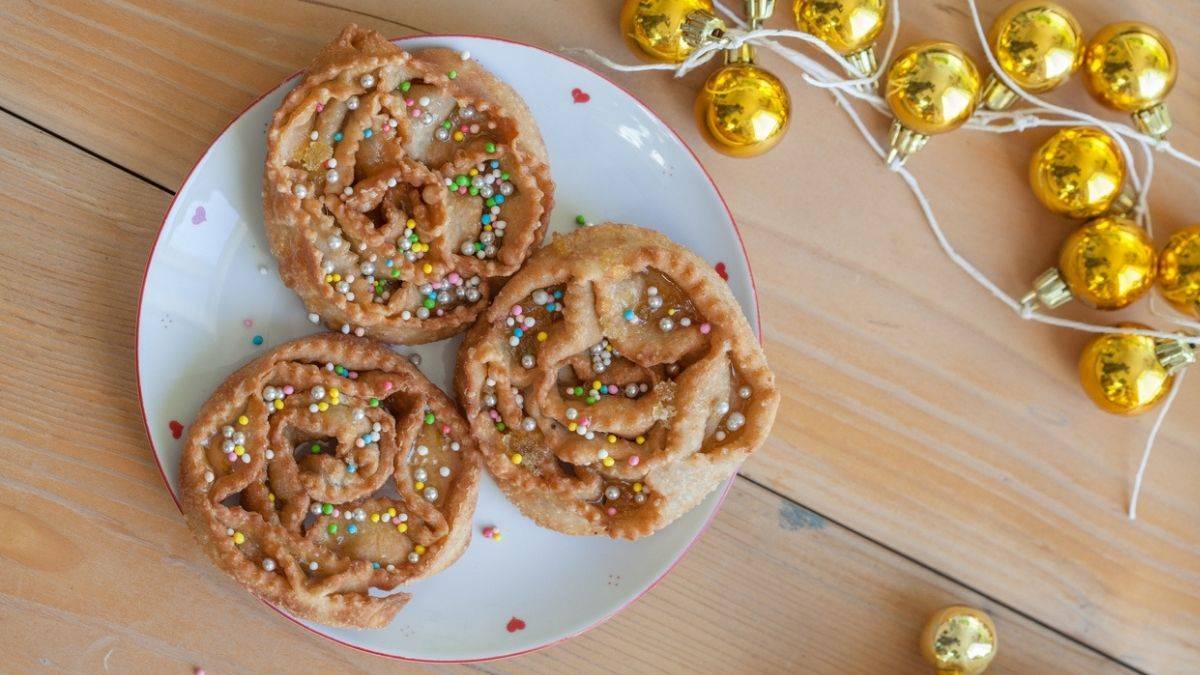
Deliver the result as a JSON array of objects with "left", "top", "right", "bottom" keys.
[{"left": 1, "top": 0, "right": 1198, "bottom": 672}]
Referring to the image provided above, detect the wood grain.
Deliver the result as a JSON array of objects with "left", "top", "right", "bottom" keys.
[
  {"left": 0, "top": 106, "right": 1122, "bottom": 673},
  {"left": 0, "top": 0, "right": 1197, "bottom": 670}
]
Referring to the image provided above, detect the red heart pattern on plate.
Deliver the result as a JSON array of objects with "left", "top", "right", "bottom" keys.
[
  {"left": 571, "top": 87, "right": 590, "bottom": 104},
  {"left": 169, "top": 420, "right": 184, "bottom": 439},
  {"left": 506, "top": 616, "right": 526, "bottom": 632}
]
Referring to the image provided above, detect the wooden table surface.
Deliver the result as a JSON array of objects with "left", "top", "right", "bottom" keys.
[{"left": 2, "top": 0, "right": 1198, "bottom": 672}]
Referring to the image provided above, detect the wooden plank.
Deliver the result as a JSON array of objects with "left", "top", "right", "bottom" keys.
[
  {"left": 2, "top": 0, "right": 1198, "bottom": 669},
  {"left": 0, "top": 109, "right": 1122, "bottom": 673}
]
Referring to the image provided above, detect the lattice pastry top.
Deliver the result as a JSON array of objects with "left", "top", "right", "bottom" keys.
[
  {"left": 265, "top": 26, "right": 554, "bottom": 344},
  {"left": 456, "top": 224, "right": 779, "bottom": 539},
  {"left": 180, "top": 334, "right": 479, "bottom": 628}
]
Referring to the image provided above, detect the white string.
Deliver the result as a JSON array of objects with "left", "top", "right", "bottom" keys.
[
  {"left": 1128, "top": 368, "right": 1187, "bottom": 520},
  {"left": 578, "top": 0, "right": 1200, "bottom": 515}
]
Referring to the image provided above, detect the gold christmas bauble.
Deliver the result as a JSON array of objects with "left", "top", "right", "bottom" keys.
[
  {"left": 695, "top": 54, "right": 791, "bottom": 157},
  {"left": 1079, "top": 325, "right": 1177, "bottom": 415},
  {"left": 982, "top": 1, "right": 1083, "bottom": 110},
  {"left": 884, "top": 41, "right": 981, "bottom": 166},
  {"left": 1083, "top": 22, "right": 1177, "bottom": 139},
  {"left": 1058, "top": 216, "right": 1156, "bottom": 310},
  {"left": 793, "top": 0, "right": 887, "bottom": 78},
  {"left": 1029, "top": 127, "right": 1127, "bottom": 219},
  {"left": 920, "top": 606, "right": 997, "bottom": 675},
  {"left": 1158, "top": 225, "right": 1200, "bottom": 319},
  {"left": 620, "top": 0, "right": 718, "bottom": 63}
]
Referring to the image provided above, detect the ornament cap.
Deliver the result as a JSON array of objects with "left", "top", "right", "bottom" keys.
[
  {"left": 1155, "top": 339, "right": 1196, "bottom": 375},
  {"left": 1107, "top": 184, "right": 1137, "bottom": 217},
  {"left": 981, "top": 73, "right": 1020, "bottom": 111},
  {"left": 745, "top": 0, "right": 776, "bottom": 26},
  {"left": 681, "top": 10, "right": 726, "bottom": 49},
  {"left": 886, "top": 120, "right": 928, "bottom": 167},
  {"left": 1132, "top": 103, "right": 1172, "bottom": 140},
  {"left": 845, "top": 47, "right": 879, "bottom": 89},
  {"left": 725, "top": 43, "right": 756, "bottom": 65},
  {"left": 1022, "top": 268, "right": 1072, "bottom": 310}
]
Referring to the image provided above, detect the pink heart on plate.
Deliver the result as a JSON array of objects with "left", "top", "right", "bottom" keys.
[
  {"left": 571, "top": 88, "right": 590, "bottom": 104},
  {"left": 192, "top": 206, "right": 206, "bottom": 225}
]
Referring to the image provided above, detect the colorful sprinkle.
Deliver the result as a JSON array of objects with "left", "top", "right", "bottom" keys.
[{"left": 252, "top": 335, "right": 264, "bottom": 345}]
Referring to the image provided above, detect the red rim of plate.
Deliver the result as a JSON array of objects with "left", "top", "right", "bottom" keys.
[{"left": 134, "top": 33, "right": 762, "bottom": 664}]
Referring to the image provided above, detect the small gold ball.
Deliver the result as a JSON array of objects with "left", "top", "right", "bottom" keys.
[
  {"left": 1083, "top": 22, "right": 1176, "bottom": 113},
  {"left": 1029, "top": 127, "right": 1125, "bottom": 219},
  {"left": 920, "top": 606, "right": 997, "bottom": 675},
  {"left": 793, "top": 0, "right": 887, "bottom": 56},
  {"left": 695, "top": 63, "right": 791, "bottom": 157},
  {"left": 1158, "top": 225, "right": 1200, "bottom": 319},
  {"left": 989, "top": 1, "right": 1083, "bottom": 92},
  {"left": 620, "top": 0, "right": 715, "bottom": 64},
  {"left": 885, "top": 41, "right": 982, "bottom": 136},
  {"left": 1059, "top": 216, "right": 1156, "bottom": 310},
  {"left": 1079, "top": 324, "right": 1173, "bottom": 415}
]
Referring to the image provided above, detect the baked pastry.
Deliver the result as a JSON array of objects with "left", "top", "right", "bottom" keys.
[
  {"left": 179, "top": 334, "right": 480, "bottom": 628},
  {"left": 264, "top": 26, "right": 554, "bottom": 344},
  {"left": 455, "top": 224, "right": 779, "bottom": 539}
]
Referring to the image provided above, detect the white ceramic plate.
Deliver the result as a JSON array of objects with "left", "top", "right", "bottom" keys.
[{"left": 137, "top": 35, "right": 758, "bottom": 662}]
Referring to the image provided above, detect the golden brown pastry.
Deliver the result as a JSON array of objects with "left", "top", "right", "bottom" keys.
[
  {"left": 179, "top": 334, "right": 480, "bottom": 628},
  {"left": 265, "top": 26, "right": 554, "bottom": 344},
  {"left": 455, "top": 224, "right": 779, "bottom": 539}
]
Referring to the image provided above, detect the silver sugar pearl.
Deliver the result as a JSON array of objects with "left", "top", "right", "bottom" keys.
[
  {"left": 726, "top": 412, "right": 746, "bottom": 431},
  {"left": 423, "top": 486, "right": 439, "bottom": 501},
  {"left": 604, "top": 486, "right": 620, "bottom": 501}
]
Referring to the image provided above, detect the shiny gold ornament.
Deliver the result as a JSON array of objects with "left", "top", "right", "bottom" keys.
[
  {"left": 1083, "top": 22, "right": 1177, "bottom": 139},
  {"left": 884, "top": 41, "right": 981, "bottom": 167},
  {"left": 982, "top": 1, "right": 1084, "bottom": 110},
  {"left": 1029, "top": 127, "right": 1131, "bottom": 219},
  {"left": 620, "top": 0, "right": 725, "bottom": 64},
  {"left": 920, "top": 606, "right": 997, "bottom": 675},
  {"left": 1079, "top": 325, "right": 1194, "bottom": 415},
  {"left": 695, "top": 45, "right": 791, "bottom": 157},
  {"left": 793, "top": 0, "right": 888, "bottom": 80},
  {"left": 1158, "top": 225, "right": 1200, "bottom": 319},
  {"left": 1024, "top": 216, "right": 1156, "bottom": 311}
]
